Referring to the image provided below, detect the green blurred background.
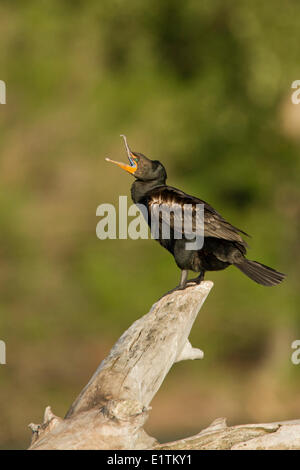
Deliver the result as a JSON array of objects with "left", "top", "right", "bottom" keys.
[{"left": 0, "top": 0, "right": 300, "bottom": 449}]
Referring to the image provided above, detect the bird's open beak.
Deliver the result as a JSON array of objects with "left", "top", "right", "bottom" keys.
[{"left": 106, "top": 135, "right": 137, "bottom": 174}]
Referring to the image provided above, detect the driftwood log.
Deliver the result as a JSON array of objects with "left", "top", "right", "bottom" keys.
[{"left": 28, "top": 281, "right": 300, "bottom": 450}]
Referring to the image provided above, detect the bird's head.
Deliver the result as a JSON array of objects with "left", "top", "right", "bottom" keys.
[{"left": 106, "top": 135, "right": 167, "bottom": 183}]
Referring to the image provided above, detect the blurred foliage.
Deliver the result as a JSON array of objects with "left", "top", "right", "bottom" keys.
[{"left": 0, "top": 0, "right": 300, "bottom": 449}]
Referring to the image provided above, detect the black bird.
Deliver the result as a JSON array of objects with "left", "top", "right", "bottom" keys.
[{"left": 106, "top": 136, "right": 285, "bottom": 289}]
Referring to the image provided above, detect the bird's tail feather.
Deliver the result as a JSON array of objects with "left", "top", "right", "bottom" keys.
[{"left": 234, "top": 259, "right": 285, "bottom": 286}]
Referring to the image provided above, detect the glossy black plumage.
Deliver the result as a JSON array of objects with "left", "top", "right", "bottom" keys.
[{"left": 108, "top": 137, "right": 285, "bottom": 288}]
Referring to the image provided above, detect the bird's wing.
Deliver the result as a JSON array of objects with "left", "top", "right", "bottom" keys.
[{"left": 145, "top": 186, "right": 249, "bottom": 246}]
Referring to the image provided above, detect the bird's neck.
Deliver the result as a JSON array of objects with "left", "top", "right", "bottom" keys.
[{"left": 131, "top": 178, "right": 166, "bottom": 203}]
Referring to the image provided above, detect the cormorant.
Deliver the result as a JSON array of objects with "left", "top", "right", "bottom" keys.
[{"left": 106, "top": 136, "right": 285, "bottom": 288}]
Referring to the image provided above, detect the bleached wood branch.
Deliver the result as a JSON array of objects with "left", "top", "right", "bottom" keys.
[
  {"left": 154, "top": 417, "right": 300, "bottom": 450},
  {"left": 28, "top": 280, "right": 300, "bottom": 450},
  {"left": 28, "top": 281, "right": 212, "bottom": 450}
]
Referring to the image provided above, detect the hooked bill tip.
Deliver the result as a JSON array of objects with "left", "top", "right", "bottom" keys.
[{"left": 120, "top": 134, "right": 131, "bottom": 157}]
